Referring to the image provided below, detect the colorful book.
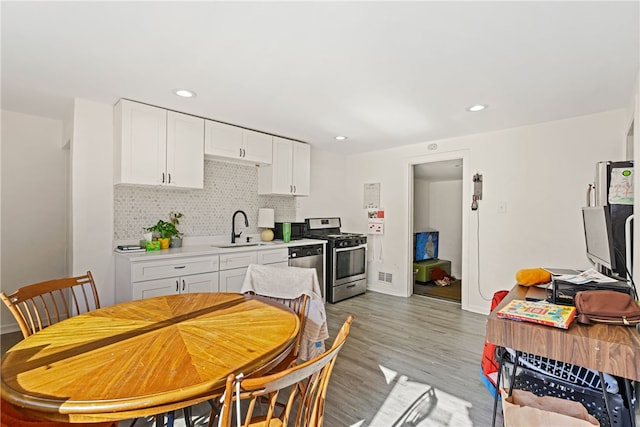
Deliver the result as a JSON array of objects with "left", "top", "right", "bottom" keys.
[{"left": 496, "top": 299, "right": 576, "bottom": 329}]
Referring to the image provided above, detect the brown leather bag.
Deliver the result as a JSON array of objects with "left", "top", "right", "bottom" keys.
[{"left": 574, "top": 290, "right": 640, "bottom": 326}]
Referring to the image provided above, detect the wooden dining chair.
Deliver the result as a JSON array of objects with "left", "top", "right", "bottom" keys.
[
  {"left": 245, "top": 292, "right": 310, "bottom": 371},
  {"left": 0, "top": 271, "right": 100, "bottom": 338},
  {"left": 214, "top": 315, "right": 353, "bottom": 427}
]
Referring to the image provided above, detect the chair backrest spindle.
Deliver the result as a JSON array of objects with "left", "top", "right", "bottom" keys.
[
  {"left": 218, "top": 315, "right": 353, "bottom": 427},
  {"left": 1, "top": 271, "right": 100, "bottom": 338}
]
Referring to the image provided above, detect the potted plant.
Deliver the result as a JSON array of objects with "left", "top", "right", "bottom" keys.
[
  {"left": 145, "top": 220, "right": 177, "bottom": 249},
  {"left": 168, "top": 212, "right": 184, "bottom": 248}
]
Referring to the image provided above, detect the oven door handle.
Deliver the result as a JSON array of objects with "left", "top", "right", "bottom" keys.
[{"left": 335, "top": 244, "right": 368, "bottom": 253}]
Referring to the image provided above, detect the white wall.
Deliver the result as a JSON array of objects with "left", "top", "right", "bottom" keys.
[
  {"left": 296, "top": 148, "right": 348, "bottom": 221},
  {"left": 412, "top": 178, "right": 463, "bottom": 278},
  {"left": 329, "top": 110, "right": 626, "bottom": 313},
  {"left": 1, "top": 110, "right": 67, "bottom": 333},
  {"left": 70, "top": 99, "right": 115, "bottom": 306},
  {"left": 428, "top": 180, "right": 463, "bottom": 278},
  {"left": 413, "top": 179, "right": 431, "bottom": 231}
]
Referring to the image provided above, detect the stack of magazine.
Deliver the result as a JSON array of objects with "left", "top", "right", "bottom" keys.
[{"left": 115, "top": 245, "right": 146, "bottom": 254}]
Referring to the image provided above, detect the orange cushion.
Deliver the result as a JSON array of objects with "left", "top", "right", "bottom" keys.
[{"left": 515, "top": 268, "right": 551, "bottom": 286}]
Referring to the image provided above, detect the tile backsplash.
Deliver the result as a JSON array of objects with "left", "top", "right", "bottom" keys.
[{"left": 114, "top": 160, "right": 296, "bottom": 240}]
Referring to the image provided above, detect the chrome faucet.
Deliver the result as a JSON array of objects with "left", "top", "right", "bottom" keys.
[{"left": 231, "top": 210, "right": 249, "bottom": 243}]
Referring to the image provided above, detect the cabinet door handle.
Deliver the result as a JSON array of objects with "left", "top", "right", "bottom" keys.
[
  {"left": 162, "top": 172, "right": 166, "bottom": 183},
  {"left": 168, "top": 173, "right": 171, "bottom": 184},
  {"left": 174, "top": 266, "right": 186, "bottom": 269},
  {"left": 176, "top": 280, "right": 179, "bottom": 292},
  {"left": 182, "top": 279, "right": 186, "bottom": 291},
  {"left": 239, "top": 148, "right": 243, "bottom": 158},
  {"left": 293, "top": 185, "right": 296, "bottom": 193}
]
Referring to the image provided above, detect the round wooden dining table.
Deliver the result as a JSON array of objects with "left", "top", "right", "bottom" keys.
[{"left": 1, "top": 292, "right": 300, "bottom": 423}]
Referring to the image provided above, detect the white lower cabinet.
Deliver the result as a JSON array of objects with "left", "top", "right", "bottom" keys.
[
  {"left": 115, "top": 254, "right": 219, "bottom": 302},
  {"left": 219, "top": 251, "right": 257, "bottom": 293},
  {"left": 132, "top": 272, "right": 219, "bottom": 300},
  {"left": 115, "top": 248, "right": 290, "bottom": 302},
  {"left": 219, "top": 268, "right": 250, "bottom": 293},
  {"left": 219, "top": 248, "right": 288, "bottom": 293}
]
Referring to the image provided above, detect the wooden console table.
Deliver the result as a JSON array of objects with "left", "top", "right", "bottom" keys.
[
  {"left": 486, "top": 285, "right": 639, "bottom": 426},
  {"left": 486, "top": 284, "right": 640, "bottom": 382}
]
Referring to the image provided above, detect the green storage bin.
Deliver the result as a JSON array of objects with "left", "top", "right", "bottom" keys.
[{"left": 413, "top": 259, "right": 451, "bottom": 282}]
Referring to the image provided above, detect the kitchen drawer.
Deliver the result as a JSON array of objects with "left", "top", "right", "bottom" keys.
[
  {"left": 131, "top": 255, "right": 219, "bottom": 282},
  {"left": 220, "top": 252, "right": 258, "bottom": 271},
  {"left": 257, "top": 248, "right": 288, "bottom": 265}
]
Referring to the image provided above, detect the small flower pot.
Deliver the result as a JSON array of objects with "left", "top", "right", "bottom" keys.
[
  {"left": 158, "top": 237, "right": 170, "bottom": 249},
  {"left": 170, "top": 237, "right": 183, "bottom": 248}
]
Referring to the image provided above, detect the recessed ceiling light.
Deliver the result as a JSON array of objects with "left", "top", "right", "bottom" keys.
[
  {"left": 334, "top": 136, "right": 348, "bottom": 141},
  {"left": 467, "top": 104, "right": 487, "bottom": 112},
  {"left": 174, "top": 89, "right": 196, "bottom": 98}
]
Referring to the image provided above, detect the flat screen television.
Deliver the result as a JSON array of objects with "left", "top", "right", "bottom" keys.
[
  {"left": 414, "top": 231, "right": 439, "bottom": 262},
  {"left": 581, "top": 206, "right": 616, "bottom": 272}
]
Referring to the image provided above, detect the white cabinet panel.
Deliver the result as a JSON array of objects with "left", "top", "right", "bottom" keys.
[
  {"left": 292, "top": 141, "right": 310, "bottom": 195},
  {"left": 257, "top": 248, "right": 288, "bottom": 265},
  {"left": 131, "top": 256, "right": 219, "bottom": 282},
  {"left": 133, "top": 277, "right": 178, "bottom": 300},
  {"left": 205, "top": 120, "right": 272, "bottom": 165},
  {"left": 220, "top": 252, "right": 257, "bottom": 271},
  {"left": 115, "top": 100, "right": 166, "bottom": 186},
  {"left": 219, "top": 268, "right": 249, "bottom": 293},
  {"left": 166, "top": 111, "right": 204, "bottom": 189},
  {"left": 258, "top": 137, "right": 310, "bottom": 196},
  {"left": 242, "top": 129, "right": 272, "bottom": 164},
  {"left": 182, "top": 272, "right": 219, "bottom": 293},
  {"left": 116, "top": 254, "right": 219, "bottom": 302},
  {"left": 115, "top": 99, "right": 204, "bottom": 189},
  {"left": 265, "top": 261, "right": 288, "bottom": 268},
  {"left": 204, "top": 120, "right": 243, "bottom": 159}
]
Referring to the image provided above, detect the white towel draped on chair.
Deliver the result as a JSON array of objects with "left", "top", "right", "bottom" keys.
[{"left": 241, "top": 264, "right": 329, "bottom": 360}]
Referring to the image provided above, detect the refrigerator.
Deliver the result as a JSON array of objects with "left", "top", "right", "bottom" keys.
[{"left": 588, "top": 160, "right": 634, "bottom": 278}]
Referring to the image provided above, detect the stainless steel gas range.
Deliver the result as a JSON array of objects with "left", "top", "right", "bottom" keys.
[{"left": 305, "top": 217, "right": 367, "bottom": 303}]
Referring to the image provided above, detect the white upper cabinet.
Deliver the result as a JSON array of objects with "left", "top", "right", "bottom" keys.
[
  {"left": 242, "top": 129, "right": 273, "bottom": 164},
  {"left": 258, "top": 137, "right": 310, "bottom": 196},
  {"left": 166, "top": 111, "right": 204, "bottom": 188},
  {"left": 204, "top": 120, "right": 272, "bottom": 165},
  {"left": 114, "top": 99, "right": 204, "bottom": 189}
]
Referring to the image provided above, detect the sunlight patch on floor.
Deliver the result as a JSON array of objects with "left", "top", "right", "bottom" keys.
[
  {"left": 380, "top": 364, "right": 399, "bottom": 384},
  {"left": 369, "top": 367, "right": 473, "bottom": 427}
]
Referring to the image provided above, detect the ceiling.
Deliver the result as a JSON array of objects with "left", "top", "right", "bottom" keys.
[{"left": 2, "top": 2, "right": 638, "bottom": 155}]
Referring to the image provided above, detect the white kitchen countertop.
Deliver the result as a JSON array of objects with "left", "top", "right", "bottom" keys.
[{"left": 114, "top": 238, "right": 326, "bottom": 262}]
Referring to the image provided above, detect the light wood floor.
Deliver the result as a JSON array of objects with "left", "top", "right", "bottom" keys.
[
  {"left": 3, "top": 292, "right": 637, "bottom": 426},
  {"left": 323, "top": 291, "right": 498, "bottom": 426}
]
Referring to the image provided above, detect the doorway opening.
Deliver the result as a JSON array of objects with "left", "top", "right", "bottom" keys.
[{"left": 410, "top": 156, "right": 464, "bottom": 304}]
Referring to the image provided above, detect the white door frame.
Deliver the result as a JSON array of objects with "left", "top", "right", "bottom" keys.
[{"left": 407, "top": 149, "right": 471, "bottom": 310}]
